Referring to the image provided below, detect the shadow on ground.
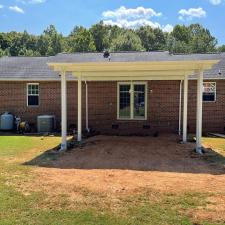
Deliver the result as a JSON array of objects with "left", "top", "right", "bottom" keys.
[{"left": 24, "top": 134, "right": 225, "bottom": 175}]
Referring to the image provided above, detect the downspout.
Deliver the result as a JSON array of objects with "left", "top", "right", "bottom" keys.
[
  {"left": 85, "top": 81, "right": 90, "bottom": 132},
  {"left": 178, "top": 80, "right": 183, "bottom": 136}
]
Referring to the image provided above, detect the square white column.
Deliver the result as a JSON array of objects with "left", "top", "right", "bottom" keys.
[
  {"left": 61, "top": 71, "right": 67, "bottom": 151},
  {"left": 183, "top": 75, "right": 188, "bottom": 142},
  {"left": 196, "top": 71, "right": 203, "bottom": 154},
  {"left": 77, "top": 77, "right": 82, "bottom": 142}
]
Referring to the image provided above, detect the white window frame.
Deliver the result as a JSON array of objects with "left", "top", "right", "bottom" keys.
[
  {"left": 117, "top": 81, "right": 148, "bottom": 120},
  {"left": 203, "top": 82, "right": 216, "bottom": 102},
  {"left": 27, "top": 83, "right": 40, "bottom": 107}
]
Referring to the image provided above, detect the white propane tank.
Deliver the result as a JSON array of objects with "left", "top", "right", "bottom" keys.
[{"left": 0, "top": 112, "right": 14, "bottom": 131}]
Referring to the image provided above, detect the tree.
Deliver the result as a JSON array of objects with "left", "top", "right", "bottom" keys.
[
  {"left": 36, "top": 35, "right": 49, "bottom": 56},
  {"left": 168, "top": 24, "right": 217, "bottom": 53},
  {"left": 136, "top": 26, "right": 167, "bottom": 51},
  {"left": 43, "top": 25, "right": 64, "bottom": 55},
  {"left": 90, "top": 21, "right": 110, "bottom": 52},
  {"left": 0, "top": 22, "right": 221, "bottom": 56},
  {"left": 189, "top": 24, "right": 217, "bottom": 53},
  {"left": 171, "top": 25, "right": 190, "bottom": 44},
  {"left": 90, "top": 21, "right": 124, "bottom": 52},
  {"left": 110, "top": 30, "right": 145, "bottom": 51},
  {"left": 218, "top": 45, "right": 225, "bottom": 52},
  {"left": 68, "top": 26, "right": 96, "bottom": 52},
  {"left": 136, "top": 26, "right": 156, "bottom": 51}
]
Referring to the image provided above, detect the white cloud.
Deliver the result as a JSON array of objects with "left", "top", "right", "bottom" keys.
[
  {"left": 103, "top": 6, "right": 162, "bottom": 20},
  {"left": 102, "top": 6, "right": 172, "bottom": 32},
  {"left": 209, "top": 0, "right": 222, "bottom": 5},
  {"left": 103, "top": 19, "right": 161, "bottom": 29},
  {"left": 17, "top": 0, "right": 46, "bottom": 4},
  {"left": 0, "top": 5, "right": 4, "bottom": 9},
  {"left": 178, "top": 7, "right": 206, "bottom": 20},
  {"left": 9, "top": 5, "right": 24, "bottom": 14},
  {"left": 162, "top": 24, "right": 173, "bottom": 33}
]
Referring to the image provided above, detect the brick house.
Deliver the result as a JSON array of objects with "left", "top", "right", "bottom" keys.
[{"left": 0, "top": 51, "right": 224, "bottom": 152}]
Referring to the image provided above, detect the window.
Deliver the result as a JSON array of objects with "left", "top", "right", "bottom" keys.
[
  {"left": 203, "top": 82, "right": 216, "bottom": 102},
  {"left": 118, "top": 82, "right": 147, "bottom": 120},
  {"left": 27, "top": 83, "right": 39, "bottom": 106}
]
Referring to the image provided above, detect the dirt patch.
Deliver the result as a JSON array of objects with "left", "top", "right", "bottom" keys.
[
  {"left": 21, "top": 134, "right": 225, "bottom": 221},
  {"left": 30, "top": 135, "right": 225, "bottom": 194}
]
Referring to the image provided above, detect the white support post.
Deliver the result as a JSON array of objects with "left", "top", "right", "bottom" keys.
[
  {"left": 60, "top": 71, "right": 67, "bottom": 151},
  {"left": 178, "top": 80, "right": 183, "bottom": 136},
  {"left": 77, "top": 75, "right": 82, "bottom": 142},
  {"left": 183, "top": 75, "right": 188, "bottom": 143},
  {"left": 85, "top": 81, "right": 89, "bottom": 132},
  {"left": 196, "top": 71, "right": 203, "bottom": 154}
]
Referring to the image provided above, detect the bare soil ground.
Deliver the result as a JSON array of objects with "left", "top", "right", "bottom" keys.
[
  {"left": 26, "top": 134, "right": 225, "bottom": 222},
  {"left": 32, "top": 134, "right": 225, "bottom": 193}
]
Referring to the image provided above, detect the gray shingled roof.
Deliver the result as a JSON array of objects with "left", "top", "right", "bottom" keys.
[{"left": 0, "top": 51, "right": 225, "bottom": 80}]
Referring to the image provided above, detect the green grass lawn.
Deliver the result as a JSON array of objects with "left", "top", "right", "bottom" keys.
[{"left": 0, "top": 135, "right": 224, "bottom": 225}]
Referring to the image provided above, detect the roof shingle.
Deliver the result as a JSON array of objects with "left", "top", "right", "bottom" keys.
[{"left": 0, "top": 51, "right": 224, "bottom": 80}]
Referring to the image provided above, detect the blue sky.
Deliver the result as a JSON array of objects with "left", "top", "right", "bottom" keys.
[{"left": 0, "top": 0, "right": 224, "bottom": 45}]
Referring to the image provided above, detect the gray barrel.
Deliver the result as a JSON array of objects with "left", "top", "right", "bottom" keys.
[
  {"left": 37, "top": 115, "right": 56, "bottom": 133},
  {"left": 0, "top": 112, "right": 14, "bottom": 131}
]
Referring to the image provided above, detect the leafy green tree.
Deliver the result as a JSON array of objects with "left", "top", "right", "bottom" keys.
[
  {"left": 171, "top": 25, "right": 190, "bottom": 44},
  {"left": 90, "top": 21, "right": 110, "bottom": 52},
  {"left": 110, "top": 30, "right": 145, "bottom": 51},
  {"left": 0, "top": 33, "right": 11, "bottom": 50},
  {"left": 153, "top": 28, "right": 166, "bottom": 50},
  {"left": 68, "top": 26, "right": 96, "bottom": 52},
  {"left": 189, "top": 24, "right": 217, "bottom": 53},
  {"left": 136, "top": 26, "right": 156, "bottom": 51},
  {"left": 36, "top": 35, "right": 49, "bottom": 56},
  {"left": 168, "top": 24, "right": 217, "bottom": 53},
  {"left": 218, "top": 45, "right": 225, "bottom": 52},
  {"left": 0, "top": 48, "right": 7, "bottom": 57},
  {"left": 90, "top": 21, "right": 125, "bottom": 52},
  {"left": 43, "top": 25, "right": 64, "bottom": 55}
]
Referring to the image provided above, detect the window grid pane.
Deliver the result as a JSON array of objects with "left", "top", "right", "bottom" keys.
[
  {"left": 28, "top": 84, "right": 39, "bottom": 96},
  {"left": 27, "top": 84, "right": 39, "bottom": 106},
  {"left": 203, "top": 82, "right": 216, "bottom": 102},
  {"left": 134, "top": 84, "right": 145, "bottom": 118},
  {"left": 119, "top": 85, "right": 131, "bottom": 118}
]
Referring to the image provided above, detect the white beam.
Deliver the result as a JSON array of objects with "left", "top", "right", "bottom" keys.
[
  {"left": 77, "top": 75, "right": 82, "bottom": 142},
  {"left": 183, "top": 75, "right": 188, "bottom": 142},
  {"left": 60, "top": 71, "right": 67, "bottom": 151},
  {"left": 196, "top": 71, "right": 203, "bottom": 154}
]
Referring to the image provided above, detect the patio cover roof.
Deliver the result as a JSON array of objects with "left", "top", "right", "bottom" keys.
[
  {"left": 47, "top": 56, "right": 219, "bottom": 154},
  {"left": 48, "top": 60, "right": 219, "bottom": 81}
]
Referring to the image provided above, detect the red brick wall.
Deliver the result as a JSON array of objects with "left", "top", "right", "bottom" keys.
[{"left": 0, "top": 80, "right": 224, "bottom": 134}]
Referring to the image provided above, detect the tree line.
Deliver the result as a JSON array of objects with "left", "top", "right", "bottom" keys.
[{"left": 0, "top": 21, "right": 224, "bottom": 57}]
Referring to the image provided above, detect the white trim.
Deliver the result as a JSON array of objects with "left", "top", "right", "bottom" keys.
[
  {"left": 26, "top": 83, "right": 40, "bottom": 107},
  {"left": 0, "top": 77, "right": 223, "bottom": 82},
  {"left": 203, "top": 81, "right": 216, "bottom": 102},
  {"left": 117, "top": 81, "right": 148, "bottom": 121}
]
